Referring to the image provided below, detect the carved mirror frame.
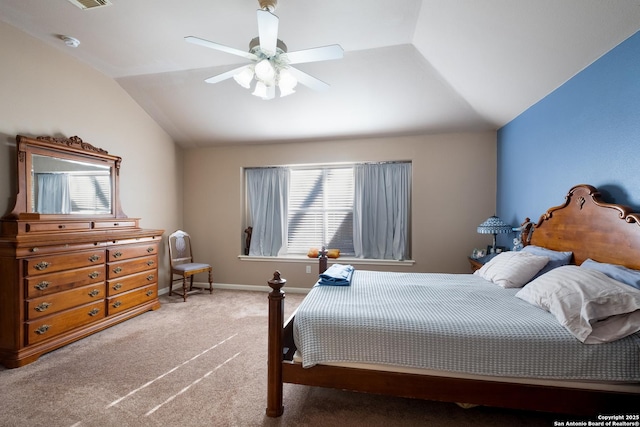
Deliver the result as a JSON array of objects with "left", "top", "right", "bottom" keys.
[{"left": 4, "top": 135, "right": 127, "bottom": 220}]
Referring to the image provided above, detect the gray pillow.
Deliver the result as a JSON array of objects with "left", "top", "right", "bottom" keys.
[
  {"left": 581, "top": 259, "right": 640, "bottom": 290},
  {"left": 521, "top": 245, "right": 573, "bottom": 278}
]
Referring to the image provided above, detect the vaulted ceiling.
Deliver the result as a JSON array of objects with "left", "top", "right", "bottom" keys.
[{"left": 2, "top": 0, "right": 639, "bottom": 147}]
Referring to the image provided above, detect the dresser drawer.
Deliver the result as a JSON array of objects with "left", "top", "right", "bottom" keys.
[
  {"left": 107, "top": 283, "right": 157, "bottom": 315},
  {"left": 16, "top": 242, "right": 106, "bottom": 258},
  {"left": 93, "top": 220, "right": 138, "bottom": 230},
  {"left": 25, "top": 265, "right": 106, "bottom": 298},
  {"left": 26, "top": 283, "right": 106, "bottom": 320},
  {"left": 24, "top": 249, "right": 106, "bottom": 276},
  {"left": 107, "top": 270, "right": 157, "bottom": 296},
  {"left": 107, "top": 242, "right": 159, "bottom": 262},
  {"left": 25, "top": 301, "right": 105, "bottom": 345},
  {"left": 25, "top": 221, "right": 93, "bottom": 233},
  {"left": 107, "top": 255, "right": 157, "bottom": 279}
]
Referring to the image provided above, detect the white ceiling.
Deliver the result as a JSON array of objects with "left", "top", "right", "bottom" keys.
[{"left": 2, "top": 0, "right": 639, "bottom": 148}]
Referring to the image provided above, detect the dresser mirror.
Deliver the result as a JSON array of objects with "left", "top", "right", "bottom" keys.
[
  {"left": 4, "top": 135, "right": 126, "bottom": 219},
  {"left": 31, "top": 153, "right": 112, "bottom": 214}
]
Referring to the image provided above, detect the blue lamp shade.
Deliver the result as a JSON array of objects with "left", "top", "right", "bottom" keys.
[{"left": 477, "top": 216, "right": 512, "bottom": 252}]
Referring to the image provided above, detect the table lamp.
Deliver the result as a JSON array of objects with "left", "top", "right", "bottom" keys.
[{"left": 477, "top": 215, "right": 512, "bottom": 253}]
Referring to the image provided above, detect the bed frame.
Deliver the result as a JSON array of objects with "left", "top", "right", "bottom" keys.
[{"left": 266, "top": 184, "right": 640, "bottom": 416}]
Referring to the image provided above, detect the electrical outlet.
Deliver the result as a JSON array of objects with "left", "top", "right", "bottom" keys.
[{"left": 305, "top": 265, "right": 311, "bottom": 274}]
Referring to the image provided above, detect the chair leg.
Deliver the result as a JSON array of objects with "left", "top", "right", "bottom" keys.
[
  {"left": 182, "top": 276, "right": 188, "bottom": 302},
  {"left": 208, "top": 269, "right": 213, "bottom": 294}
]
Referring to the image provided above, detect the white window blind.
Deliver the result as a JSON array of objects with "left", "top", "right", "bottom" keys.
[
  {"left": 287, "top": 167, "right": 354, "bottom": 255},
  {"left": 68, "top": 174, "right": 111, "bottom": 213}
]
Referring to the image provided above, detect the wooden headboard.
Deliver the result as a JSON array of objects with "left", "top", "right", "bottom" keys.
[{"left": 523, "top": 184, "right": 640, "bottom": 270}]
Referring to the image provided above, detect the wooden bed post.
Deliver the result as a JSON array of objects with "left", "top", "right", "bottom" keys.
[
  {"left": 266, "top": 271, "right": 286, "bottom": 417},
  {"left": 319, "top": 247, "right": 328, "bottom": 274}
]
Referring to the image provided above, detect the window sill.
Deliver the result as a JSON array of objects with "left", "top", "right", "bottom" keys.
[{"left": 237, "top": 255, "right": 415, "bottom": 267}]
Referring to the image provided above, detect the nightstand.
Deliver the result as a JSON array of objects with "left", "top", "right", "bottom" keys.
[
  {"left": 467, "top": 253, "right": 500, "bottom": 272},
  {"left": 468, "top": 257, "right": 483, "bottom": 272}
]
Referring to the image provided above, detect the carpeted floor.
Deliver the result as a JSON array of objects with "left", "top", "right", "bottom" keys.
[{"left": 0, "top": 289, "right": 567, "bottom": 426}]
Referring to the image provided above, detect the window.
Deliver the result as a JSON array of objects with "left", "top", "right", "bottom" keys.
[
  {"left": 287, "top": 167, "right": 354, "bottom": 255},
  {"left": 245, "top": 161, "right": 411, "bottom": 260}
]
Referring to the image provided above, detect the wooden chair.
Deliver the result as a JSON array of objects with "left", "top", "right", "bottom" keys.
[{"left": 168, "top": 230, "right": 213, "bottom": 302}]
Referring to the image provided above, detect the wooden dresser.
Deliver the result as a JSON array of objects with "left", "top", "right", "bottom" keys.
[{"left": 0, "top": 135, "right": 164, "bottom": 368}]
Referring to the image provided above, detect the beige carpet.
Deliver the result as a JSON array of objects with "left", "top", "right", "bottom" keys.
[{"left": 0, "top": 289, "right": 566, "bottom": 426}]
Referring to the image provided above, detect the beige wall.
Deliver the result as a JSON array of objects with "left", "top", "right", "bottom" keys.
[
  {"left": 183, "top": 132, "right": 498, "bottom": 290},
  {"left": 0, "top": 20, "right": 183, "bottom": 289},
  {"left": 0, "top": 19, "right": 499, "bottom": 294}
]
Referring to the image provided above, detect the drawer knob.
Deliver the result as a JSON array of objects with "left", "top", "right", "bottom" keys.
[
  {"left": 31, "top": 247, "right": 39, "bottom": 252},
  {"left": 113, "top": 251, "right": 123, "bottom": 258},
  {"left": 146, "top": 290, "right": 154, "bottom": 297},
  {"left": 35, "top": 325, "right": 51, "bottom": 335},
  {"left": 35, "top": 302, "right": 51, "bottom": 312},
  {"left": 146, "top": 274, "right": 155, "bottom": 281},
  {"left": 88, "top": 289, "right": 100, "bottom": 297},
  {"left": 112, "top": 301, "right": 122, "bottom": 308},
  {"left": 89, "top": 254, "right": 102, "bottom": 262},
  {"left": 112, "top": 283, "right": 122, "bottom": 291},
  {"left": 34, "top": 261, "right": 50, "bottom": 271},
  {"left": 58, "top": 224, "right": 66, "bottom": 229},
  {"left": 113, "top": 267, "right": 123, "bottom": 274},
  {"left": 88, "top": 308, "right": 100, "bottom": 317},
  {"left": 146, "top": 247, "right": 154, "bottom": 253},
  {"left": 88, "top": 271, "right": 101, "bottom": 279},
  {"left": 147, "top": 260, "right": 155, "bottom": 266},
  {"left": 35, "top": 281, "right": 50, "bottom": 291}
]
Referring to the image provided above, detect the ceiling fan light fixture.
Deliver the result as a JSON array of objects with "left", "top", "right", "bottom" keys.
[
  {"left": 252, "top": 81, "right": 269, "bottom": 99},
  {"left": 233, "top": 67, "right": 255, "bottom": 89},
  {"left": 254, "top": 59, "right": 276, "bottom": 84},
  {"left": 278, "top": 68, "right": 297, "bottom": 97}
]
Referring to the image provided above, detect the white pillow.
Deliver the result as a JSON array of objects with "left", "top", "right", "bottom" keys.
[
  {"left": 473, "top": 251, "right": 549, "bottom": 288},
  {"left": 515, "top": 265, "right": 640, "bottom": 343}
]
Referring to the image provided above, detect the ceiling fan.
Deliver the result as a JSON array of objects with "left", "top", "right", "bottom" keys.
[{"left": 185, "top": 0, "right": 343, "bottom": 100}]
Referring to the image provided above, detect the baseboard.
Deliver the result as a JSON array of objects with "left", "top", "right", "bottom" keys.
[{"left": 158, "top": 282, "right": 310, "bottom": 295}]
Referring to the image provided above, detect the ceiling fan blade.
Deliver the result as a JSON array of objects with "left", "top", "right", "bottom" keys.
[
  {"left": 287, "top": 67, "right": 330, "bottom": 92},
  {"left": 204, "top": 65, "right": 251, "bottom": 84},
  {"left": 185, "top": 36, "right": 258, "bottom": 61},
  {"left": 257, "top": 9, "right": 279, "bottom": 55},
  {"left": 286, "top": 44, "right": 344, "bottom": 65}
]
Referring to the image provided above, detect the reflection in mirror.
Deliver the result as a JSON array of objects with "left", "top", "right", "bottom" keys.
[{"left": 31, "top": 154, "right": 112, "bottom": 214}]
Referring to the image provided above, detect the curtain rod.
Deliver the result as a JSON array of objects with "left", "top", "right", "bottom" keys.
[{"left": 244, "top": 160, "right": 411, "bottom": 170}]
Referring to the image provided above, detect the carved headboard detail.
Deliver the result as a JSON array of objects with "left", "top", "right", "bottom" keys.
[{"left": 528, "top": 184, "right": 640, "bottom": 270}]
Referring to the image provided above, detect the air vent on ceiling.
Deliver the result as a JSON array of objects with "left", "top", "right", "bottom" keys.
[{"left": 67, "top": 0, "right": 112, "bottom": 10}]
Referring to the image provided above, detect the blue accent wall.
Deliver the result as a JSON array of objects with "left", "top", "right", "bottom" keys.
[{"left": 496, "top": 30, "right": 640, "bottom": 247}]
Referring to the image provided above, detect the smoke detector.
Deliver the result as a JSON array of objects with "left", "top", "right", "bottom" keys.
[
  {"left": 67, "top": 0, "right": 112, "bottom": 10},
  {"left": 60, "top": 35, "right": 81, "bottom": 48}
]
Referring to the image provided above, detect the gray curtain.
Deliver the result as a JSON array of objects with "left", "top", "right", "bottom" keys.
[
  {"left": 36, "top": 173, "right": 71, "bottom": 214},
  {"left": 353, "top": 163, "right": 411, "bottom": 260},
  {"left": 246, "top": 168, "right": 289, "bottom": 256}
]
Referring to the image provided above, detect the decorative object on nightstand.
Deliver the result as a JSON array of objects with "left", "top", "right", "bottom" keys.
[
  {"left": 468, "top": 252, "right": 500, "bottom": 272},
  {"left": 477, "top": 215, "right": 512, "bottom": 254}
]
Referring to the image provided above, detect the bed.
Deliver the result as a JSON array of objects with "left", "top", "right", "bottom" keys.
[{"left": 266, "top": 184, "right": 640, "bottom": 416}]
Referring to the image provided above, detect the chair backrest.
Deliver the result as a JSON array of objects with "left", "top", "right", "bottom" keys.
[{"left": 168, "top": 230, "right": 194, "bottom": 268}]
